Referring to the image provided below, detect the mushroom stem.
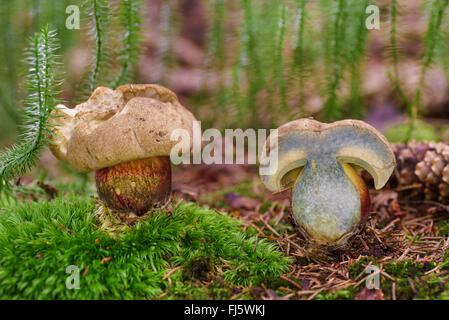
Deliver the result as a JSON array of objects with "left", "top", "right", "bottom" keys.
[
  {"left": 341, "top": 163, "right": 371, "bottom": 221},
  {"left": 95, "top": 156, "right": 171, "bottom": 215}
]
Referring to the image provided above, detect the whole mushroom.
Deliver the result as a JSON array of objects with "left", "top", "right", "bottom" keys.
[
  {"left": 260, "top": 118, "right": 395, "bottom": 246},
  {"left": 50, "top": 84, "right": 197, "bottom": 215}
]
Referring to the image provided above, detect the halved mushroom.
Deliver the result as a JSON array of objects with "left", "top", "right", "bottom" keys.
[
  {"left": 49, "top": 84, "right": 197, "bottom": 215},
  {"left": 260, "top": 118, "right": 395, "bottom": 246}
]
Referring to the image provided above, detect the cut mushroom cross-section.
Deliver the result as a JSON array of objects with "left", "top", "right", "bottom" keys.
[{"left": 259, "top": 118, "right": 395, "bottom": 246}]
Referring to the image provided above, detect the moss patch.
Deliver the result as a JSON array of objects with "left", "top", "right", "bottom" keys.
[
  {"left": 346, "top": 258, "right": 449, "bottom": 300},
  {"left": 0, "top": 194, "right": 290, "bottom": 299}
]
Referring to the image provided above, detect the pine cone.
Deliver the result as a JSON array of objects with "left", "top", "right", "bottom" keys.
[{"left": 390, "top": 140, "right": 449, "bottom": 202}]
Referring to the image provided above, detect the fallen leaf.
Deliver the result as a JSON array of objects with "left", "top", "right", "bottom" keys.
[{"left": 372, "top": 190, "right": 403, "bottom": 218}]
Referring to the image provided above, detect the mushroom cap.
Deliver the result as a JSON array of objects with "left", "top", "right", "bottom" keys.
[
  {"left": 49, "top": 84, "right": 197, "bottom": 172},
  {"left": 260, "top": 118, "right": 396, "bottom": 191}
]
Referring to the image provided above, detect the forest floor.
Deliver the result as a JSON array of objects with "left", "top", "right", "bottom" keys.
[
  {"left": 1, "top": 155, "right": 449, "bottom": 300},
  {"left": 170, "top": 162, "right": 449, "bottom": 299},
  {"left": 170, "top": 163, "right": 449, "bottom": 300}
]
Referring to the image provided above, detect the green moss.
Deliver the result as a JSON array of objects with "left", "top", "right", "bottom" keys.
[
  {"left": 167, "top": 279, "right": 236, "bottom": 300},
  {"left": 0, "top": 194, "right": 290, "bottom": 299},
  {"left": 384, "top": 120, "right": 439, "bottom": 143},
  {"left": 416, "top": 275, "right": 446, "bottom": 299},
  {"left": 346, "top": 258, "right": 449, "bottom": 300},
  {"left": 379, "top": 273, "right": 449, "bottom": 300},
  {"left": 347, "top": 257, "right": 376, "bottom": 278},
  {"left": 382, "top": 278, "right": 414, "bottom": 300},
  {"left": 437, "top": 289, "right": 449, "bottom": 300},
  {"left": 259, "top": 202, "right": 272, "bottom": 213},
  {"left": 373, "top": 260, "right": 445, "bottom": 300},
  {"left": 436, "top": 220, "right": 449, "bottom": 237},
  {"left": 383, "top": 260, "right": 434, "bottom": 278},
  {"left": 315, "top": 289, "right": 356, "bottom": 300}
]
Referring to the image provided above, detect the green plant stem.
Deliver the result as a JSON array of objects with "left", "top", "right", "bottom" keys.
[
  {"left": 89, "top": 0, "right": 109, "bottom": 92},
  {"left": 275, "top": 4, "right": 288, "bottom": 113},
  {"left": 323, "top": 0, "right": 347, "bottom": 120},
  {"left": 114, "top": 0, "right": 143, "bottom": 88},
  {"left": 241, "top": 0, "right": 263, "bottom": 127},
  {"left": 348, "top": 0, "right": 370, "bottom": 118},
  {"left": 295, "top": 0, "right": 307, "bottom": 114},
  {"left": 408, "top": 0, "right": 449, "bottom": 140},
  {"left": 0, "top": 27, "right": 62, "bottom": 193}
]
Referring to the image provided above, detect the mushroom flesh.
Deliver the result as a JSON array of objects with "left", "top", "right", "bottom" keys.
[{"left": 260, "top": 118, "right": 395, "bottom": 246}]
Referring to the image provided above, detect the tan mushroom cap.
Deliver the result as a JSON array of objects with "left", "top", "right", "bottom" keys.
[
  {"left": 49, "top": 84, "right": 197, "bottom": 172},
  {"left": 260, "top": 118, "right": 396, "bottom": 191}
]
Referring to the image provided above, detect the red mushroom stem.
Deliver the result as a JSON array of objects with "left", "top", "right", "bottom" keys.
[
  {"left": 341, "top": 163, "right": 371, "bottom": 220},
  {"left": 95, "top": 156, "right": 171, "bottom": 215}
]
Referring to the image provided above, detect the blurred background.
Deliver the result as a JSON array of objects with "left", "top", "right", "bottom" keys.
[{"left": 1, "top": 0, "right": 449, "bottom": 153}]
